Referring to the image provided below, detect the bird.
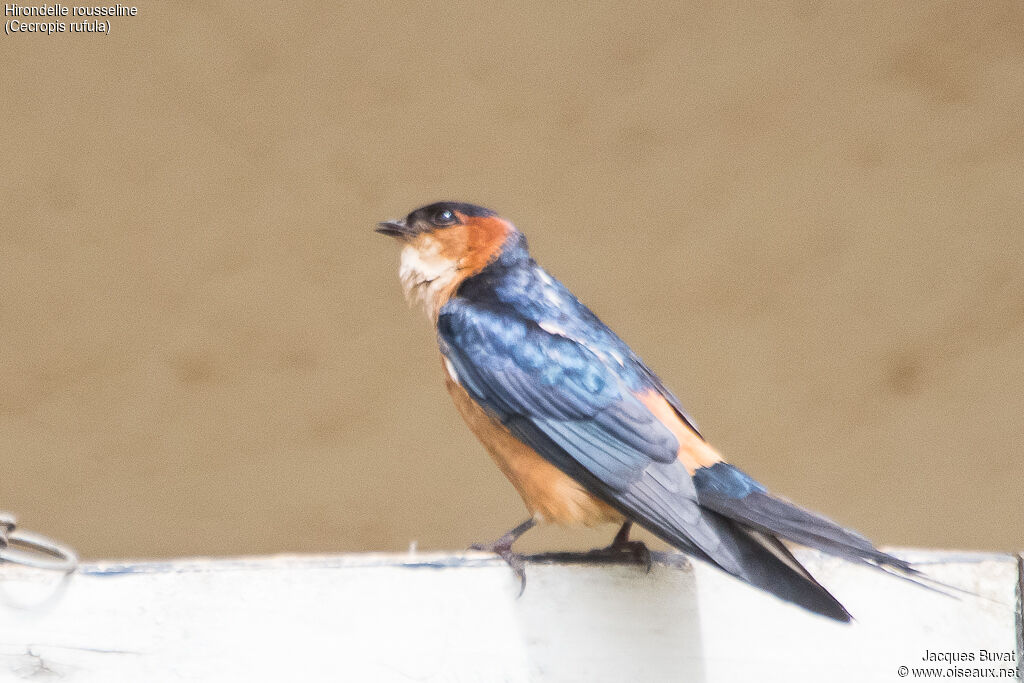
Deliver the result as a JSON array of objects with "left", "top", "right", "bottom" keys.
[{"left": 377, "top": 201, "right": 927, "bottom": 622}]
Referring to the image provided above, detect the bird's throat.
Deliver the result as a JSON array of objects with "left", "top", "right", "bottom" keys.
[{"left": 399, "top": 241, "right": 460, "bottom": 320}]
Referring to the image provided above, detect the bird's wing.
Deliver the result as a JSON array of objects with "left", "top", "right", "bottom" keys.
[{"left": 437, "top": 298, "right": 680, "bottom": 492}]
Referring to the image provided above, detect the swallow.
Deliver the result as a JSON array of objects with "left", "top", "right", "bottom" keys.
[{"left": 377, "top": 201, "right": 927, "bottom": 622}]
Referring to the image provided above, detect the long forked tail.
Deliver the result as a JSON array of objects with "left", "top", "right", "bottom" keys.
[
  {"left": 692, "top": 463, "right": 958, "bottom": 607},
  {"left": 633, "top": 499, "right": 855, "bottom": 621},
  {"left": 713, "top": 517, "right": 858, "bottom": 622}
]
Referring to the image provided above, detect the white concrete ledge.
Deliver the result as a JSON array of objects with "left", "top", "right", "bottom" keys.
[{"left": 1, "top": 549, "right": 1021, "bottom": 682}]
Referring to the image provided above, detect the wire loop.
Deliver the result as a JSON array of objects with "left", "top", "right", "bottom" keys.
[{"left": 0, "top": 513, "right": 78, "bottom": 574}]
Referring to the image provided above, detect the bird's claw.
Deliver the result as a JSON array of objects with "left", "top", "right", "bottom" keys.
[
  {"left": 469, "top": 542, "right": 528, "bottom": 596},
  {"left": 585, "top": 539, "right": 653, "bottom": 572}
]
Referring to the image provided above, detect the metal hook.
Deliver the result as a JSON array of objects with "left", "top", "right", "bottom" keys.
[{"left": 0, "top": 513, "right": 78, "bottom": 574}]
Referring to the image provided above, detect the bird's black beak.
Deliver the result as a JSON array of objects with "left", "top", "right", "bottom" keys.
[{"left": 375, "top": 220, "right": 413, "bottom": 240}]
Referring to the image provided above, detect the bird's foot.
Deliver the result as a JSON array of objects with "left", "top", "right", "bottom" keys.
[
  {"left": 470, "top": 540, "right": 528, "bottom": 596},
  {"left": 584, "top": 539, "right": 653, "bottom": 572},
  {"left": 468, "top": 518, "right": 536, "bottom": 596}
]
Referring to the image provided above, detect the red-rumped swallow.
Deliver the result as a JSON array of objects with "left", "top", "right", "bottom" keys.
[{"left": 377, "top": 202, "right": 927, "bottom": 621}]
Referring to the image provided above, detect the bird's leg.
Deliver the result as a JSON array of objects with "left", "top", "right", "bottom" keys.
[
  {"left": 470, "top": 518, "right": 536, "bottom": 595},
  {"left": 586, "top": 520, "right": 652, "bottom": 571}
]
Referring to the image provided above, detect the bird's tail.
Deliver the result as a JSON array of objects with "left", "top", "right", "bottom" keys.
[
  {"left": 691, "top": 473, "right": 965, "bottom": 619},
  {"left": 700, "top": 482, "right": 915, "bottom": 572},
  {"left": 711, "top": 516, "right": 857, "bottom": 622},
  {"left": 624, "top": 485, "right": 855, "bottom": 620}
]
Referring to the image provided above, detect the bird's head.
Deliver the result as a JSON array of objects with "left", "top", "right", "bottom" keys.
[{"left": 376, "top": 202, "right": 516, "bottom": 319}]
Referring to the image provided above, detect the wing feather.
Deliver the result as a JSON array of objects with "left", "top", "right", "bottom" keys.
[{"left": 439, "top": 299, "right": 754, "bottom": 567}]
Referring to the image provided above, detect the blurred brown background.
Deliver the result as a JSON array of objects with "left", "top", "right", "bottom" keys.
[{"left": 1, "top": 2, "right": 1021, "bottom": 560}]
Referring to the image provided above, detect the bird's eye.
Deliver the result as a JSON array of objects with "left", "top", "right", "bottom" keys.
[{"left": 433, "top": 209, "right": 457, "bottom": 226}]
